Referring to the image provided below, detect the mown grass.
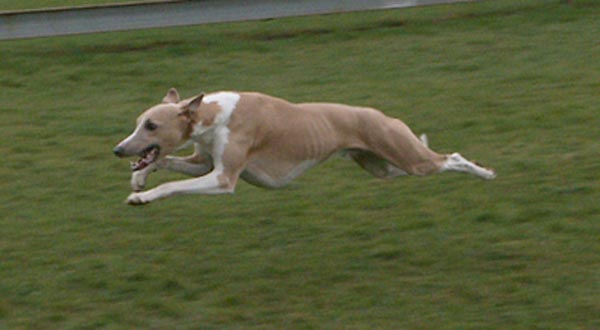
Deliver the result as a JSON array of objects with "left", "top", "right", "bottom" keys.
[{"left": 1, "top": 0, "right": 599, "bottom": 329}]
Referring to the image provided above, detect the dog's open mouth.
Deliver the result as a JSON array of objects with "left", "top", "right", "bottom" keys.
[{"left": 131, "top": 145, "right": 160, "bottom": 172}]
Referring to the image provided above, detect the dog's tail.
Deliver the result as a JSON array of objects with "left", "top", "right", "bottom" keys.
[{"left": 419, "top": 134, "right": 429, "bottom": 147}]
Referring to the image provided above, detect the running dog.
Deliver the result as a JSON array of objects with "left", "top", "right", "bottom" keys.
[{"left": 114, "top": 88, "right": 495, "bottom": 205}]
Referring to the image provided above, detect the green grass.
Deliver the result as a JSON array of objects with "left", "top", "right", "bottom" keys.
[
  {"left": 0, "top": 0, "right": 130, "bottom": 11},
  {"left": 1, "top": 0, "right": 599, "bottom": 328}
]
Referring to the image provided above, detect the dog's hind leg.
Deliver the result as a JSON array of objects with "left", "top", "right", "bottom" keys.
[
  {"left": 419, "top": 134, "right": 429, "bottom": 147},
  {"left": 363, "top": 118, "right": 448, "bottom": 177},
  {"left": 359, "top": 116, "right": 494, "bottom": 179},
  {"left": 439, "top": 152, "right": 496, "bottom": 180},
  {"left": 347, "top": 149, "right": 408, "bottom": 179}
]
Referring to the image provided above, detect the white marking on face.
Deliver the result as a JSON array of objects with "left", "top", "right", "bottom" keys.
[{"left": 192, "top": 92, "right": 241, "bottom": 171}]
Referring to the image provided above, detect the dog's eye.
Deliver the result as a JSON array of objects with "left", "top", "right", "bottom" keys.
[{"left": 144, "top": 120, "right": 158, "bottom": 131}]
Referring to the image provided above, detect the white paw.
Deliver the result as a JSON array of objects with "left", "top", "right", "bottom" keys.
[
  {"left": 130, "top": 171, "right": 146, "bottom": 192},
  {"left": 126, "top": 192, "right": 150, "bottom": 206},
  {"left": 130, "top": 162, "right": 161, "bottom": 192},
  {"left": 482, "top": 168, "right": 497, "bottom": 180}
]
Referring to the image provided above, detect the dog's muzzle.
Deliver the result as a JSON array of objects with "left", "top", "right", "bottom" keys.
[
  {"left": 130, "top": 144, "right": 161, "bottom": 172},
  {"left": 113, "top": 146, "right": 126, "bottom": 158},
  {"left": 113, "top": 143, "right": 161, "bottom": 172}
]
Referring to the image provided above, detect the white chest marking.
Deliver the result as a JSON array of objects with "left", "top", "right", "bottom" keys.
[{"left": 191, "top": 92, "right": 240, "bottom": 171}]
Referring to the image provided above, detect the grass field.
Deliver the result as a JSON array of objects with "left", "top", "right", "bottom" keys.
[{"left": 1, "top": 0, "right": 599, "bottom": 328}]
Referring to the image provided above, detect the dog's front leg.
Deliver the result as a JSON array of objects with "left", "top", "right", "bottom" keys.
[
  {"left": 126, "top": 170, "right": 234, "bottom": 205},
  {"left": 131, "top": 162, "right": 161, "bottom": 192},
  {"left": 130, "top": 151, "right": 212, "bottom": 191},
  {"left": 162, "top": 155, "right": 213, "bottom": 177}
]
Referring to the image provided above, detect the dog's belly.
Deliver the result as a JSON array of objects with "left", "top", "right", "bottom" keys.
[{"left": 240, "top": 159, "right": 320, "bottom": 189}]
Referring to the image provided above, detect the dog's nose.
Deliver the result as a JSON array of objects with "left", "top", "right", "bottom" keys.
[{"left": 113, "top": 146, "right": 126, "bottom": 158}]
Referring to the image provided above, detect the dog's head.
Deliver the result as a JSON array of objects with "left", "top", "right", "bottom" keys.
[{"left": 113, "top": 88, "right": 204, "bottom": 171}]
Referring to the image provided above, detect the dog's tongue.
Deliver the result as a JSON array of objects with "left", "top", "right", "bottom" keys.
[{"left": 131, "top": 148, "right": 159, "bottom": 172}]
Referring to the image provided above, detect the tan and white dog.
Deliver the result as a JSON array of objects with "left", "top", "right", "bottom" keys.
[{"left": 114, "top": 88, "right": 495, "bottom": 205}]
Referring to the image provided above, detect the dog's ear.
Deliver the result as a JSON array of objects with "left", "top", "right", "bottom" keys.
[
  {"left": 162, "top": 87, "right": 180, "bottom": 104},
  {"left": 186, "top": 94, "right": 205, "bottom": 112},
  {"left": 178, "top": 93, "right": 204, "bottom": 118}
]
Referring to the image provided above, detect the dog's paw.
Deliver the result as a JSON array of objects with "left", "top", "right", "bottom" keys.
[
  {"left": 125, "top": 192, "right": 150, "bottom": 206},
  {"left": 130, "top": 162, "right": 161, "bottom": 192},
  {"left": 131, "top": 171, "right": 147, "bottom": 192}
]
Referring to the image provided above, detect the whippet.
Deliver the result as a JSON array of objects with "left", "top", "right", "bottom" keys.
[{"left": 114, "top": 88, "right": 495, "bottom": 205}]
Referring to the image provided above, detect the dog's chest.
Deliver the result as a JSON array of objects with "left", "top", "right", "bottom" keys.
[
  {"left": 190, "top": 91, "right": 240, "bottom": 156},
  {"left": 192, "top": 125, "right": 217, "bottom": 150}
]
